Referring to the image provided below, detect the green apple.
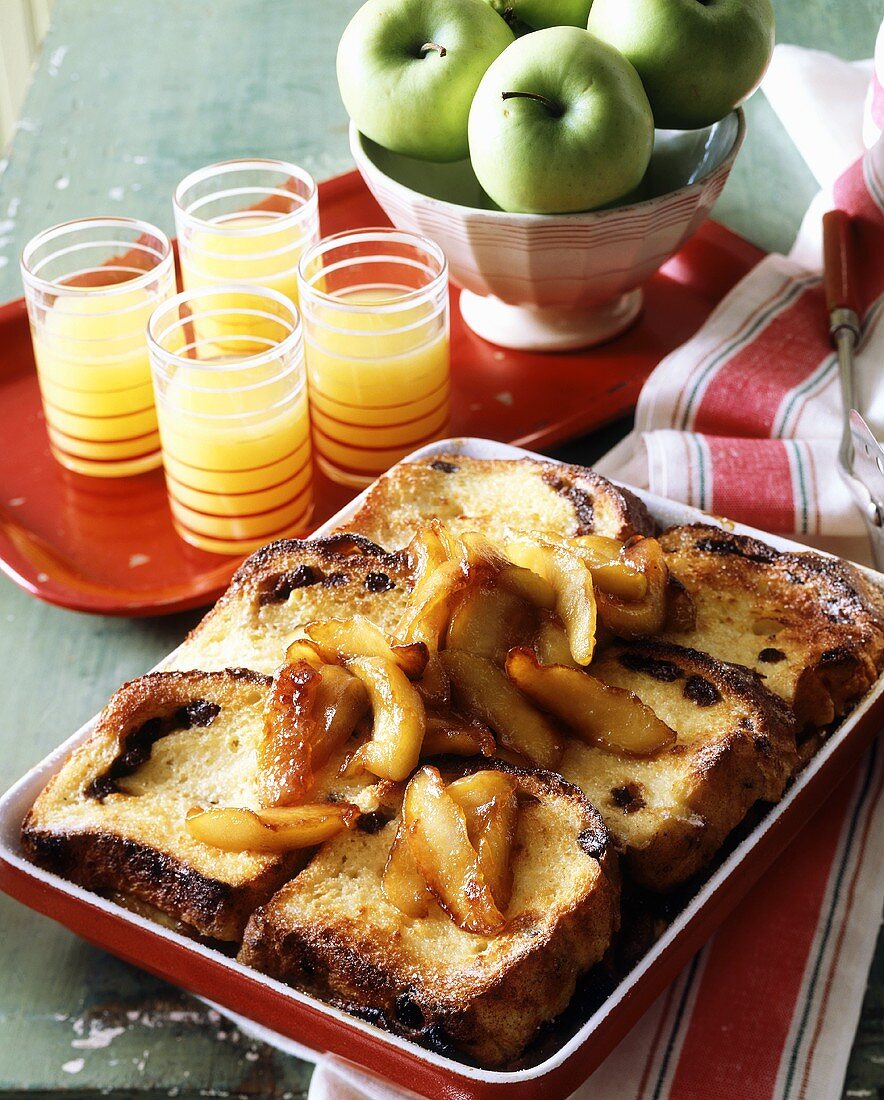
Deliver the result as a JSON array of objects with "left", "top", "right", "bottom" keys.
[
  {"left": 586, "top": 0, "right": 775, "bottom": 130},
  {"left": 337, "top": 0, "right": 514, "bottom": 162},
  {"left": 484, "top": 0, "right": 593, "bottom": 29},
  {"left": 467, "top": 27, "right": 654, "bottom": 213}
]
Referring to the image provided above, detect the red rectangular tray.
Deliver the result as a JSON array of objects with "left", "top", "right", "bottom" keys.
[
  {"left": 1, "top": 437, "right": 882, "bottom": 1100},
  {"left": 0, "top": 169, "right": 762, "bottom": 617}
]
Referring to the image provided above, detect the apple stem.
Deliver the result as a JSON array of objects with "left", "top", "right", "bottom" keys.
[
  {"left": 420, "top": 41, "right": 447, "bottom": 58},
  {"left": 501, "top": 90, "right": 564, "bottom": 117}
]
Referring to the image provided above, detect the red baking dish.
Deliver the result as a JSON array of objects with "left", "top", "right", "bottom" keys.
[{"left": 1, "top": 436, "right": 881, "bottom": 1100}]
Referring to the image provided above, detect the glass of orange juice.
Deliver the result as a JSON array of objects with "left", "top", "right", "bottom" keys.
[
  {"left": 20, "top": 217, "right": 175, "bottom": 477},
  {"left": 297, "top": 228, "right": 450, "bottom": 486},
  {"left": 147, "top": 285, "right": 313, "bottom": 556},
  {"left": 174, "top": 159, "right": 319, "bottom": 310}
]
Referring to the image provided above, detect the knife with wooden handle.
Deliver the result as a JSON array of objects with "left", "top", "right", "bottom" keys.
[
  {"left": 824, "top": 210, "right": 884, "bottom": 567},
  {"left": 823, "top": 209, "right": 862, "bottom": 474}
]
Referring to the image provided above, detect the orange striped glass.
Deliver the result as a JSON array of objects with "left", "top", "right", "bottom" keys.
[
  {"left": 147, "top": 286, "right": 313, "bottom": 555},
  {"left": 297, "top": 228, "right": 450, "bottom": 487},
  {"left": 21, "top": 218, "right": 175, "bottom": 477},
  {"left": 174, "top": 159, "right": 319, "bottom": 309}
]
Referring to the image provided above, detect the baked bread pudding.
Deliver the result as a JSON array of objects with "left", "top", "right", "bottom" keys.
[{"left": 21, "top": 454, "right": 884, "bottom": 1067}]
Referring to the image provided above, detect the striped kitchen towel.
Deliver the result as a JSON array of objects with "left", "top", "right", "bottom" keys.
[{"left": 598, "top": 26, "right": 884, "bottom": 553}]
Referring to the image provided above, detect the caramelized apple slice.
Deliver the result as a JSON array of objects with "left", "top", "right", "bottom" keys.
[
  {"left": 506, "top": 647, "right": 675, "bottom": 756},
  {"left": 284, "top": 637, "right": 328, "bottom": 670},
  {"left": 260, "top": 661, "right": 320, "bottom": 806},
  {"left": 305, "top": 616, "right": 428, "bottom": 679},
  {"left": 590, "top": 562, "right": 649, "bottom": 601},
  {"left": 567, "top": 535, "right": 648, "bottom": 600},
  {"left": 446, "top": 584, "right": 536, "bottom": 665},
  {"left": 382, "top": 824, "right": 432, "bottom": 919},
  {"left": 596, "top": 536, "right": 668, "bottom": 639},
  {"left": 260, "top": 661, "right": 369, "bottom": 806},
  {"left": 185, "top": 801, "right": 359, "bottom": 853},
  {"left": 315, "top": 663, "right": 372, "bottom": 758},
  {"left": 403, "top": 766, "right": 504, "bottom": 935},
  {"left": 416, "top": 651, "right": 450, "bottom": 708},
  {"left": 498, "top": 564, "right": 557, "bottom": 609},
  {"left": 347, "top": 656, "right": 426, "bottom": 781},
  {"left": 422, "top": 712, "right": 495, "bottom": 757},
  {"left": 567, "top": 534, "right": 624, "bottom": 560},
  {"left": 406, "top": 523, "right": 449, "bottom": 583},
  {"left": 441, "top": 649, "right": 564, "bottom": 769},
  {"left": 448, "top": 771, "right": 518, "bottom": 911},
  {"left": 400, "top": 559, "right": 467, "bottom": 649},
  {"left": 534, "top": 615, "right": 580, "bottom": 669},
  {"left": 505, "top": 535, "right": 597, "bottom": 664},
  {"left": 401, "top": 523, "right": 513, "bottom": 647},
  {"left": 441, "top": 527, "right": 504, "bottom": 572}
]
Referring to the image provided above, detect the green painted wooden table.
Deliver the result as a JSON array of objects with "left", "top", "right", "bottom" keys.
[{"left": 0, "top": 1, "right": 881, "bottom": 1096}]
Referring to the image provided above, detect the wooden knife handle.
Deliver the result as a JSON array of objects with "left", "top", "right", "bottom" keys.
[{"left": 823, "top": 209, "right": 861, "bottom": 319}]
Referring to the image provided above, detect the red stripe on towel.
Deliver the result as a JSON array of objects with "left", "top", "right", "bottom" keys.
[
  {"left": 692, "top": 284, "right": 827, "bottom": 437},
  {"left": 705, "top": 437, "right": 796, "bottom": 531},
  {"left": 667, "top": 777, "right": 855, "bottom": 1100}
]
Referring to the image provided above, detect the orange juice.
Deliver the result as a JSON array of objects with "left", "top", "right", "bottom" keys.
[
  {"left": 21, "top": 218, "right": 174, "bottom": 478},
  {"left": 149, "top": 287, "right": 313, "bottom": 556},
  {"left": 181, "top": 214, "right": 305, "bottom": 305},
  {"left": 32, "top": 289, "right": 162, "bottom": 475},
  {"left": 174, "top": 160, "right": 319, "bottom": 320},
  {"left": 156, "top": 360, "right": 312, "bottom": 554},
  {"left": 297, "top": 229, "right": 450, "bottom": 487},
  {"left": 304, "top": 289, "right": 450, "bottom": 481}
]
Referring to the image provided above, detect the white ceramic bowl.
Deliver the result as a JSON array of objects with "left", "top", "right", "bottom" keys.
[{"left": 350, "top": 111, "right": 745, "bottom": 351}]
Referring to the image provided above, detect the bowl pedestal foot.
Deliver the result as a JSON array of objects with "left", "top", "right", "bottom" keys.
[{"left": 458, "top": 288, "right": 643, "bottom": 352}]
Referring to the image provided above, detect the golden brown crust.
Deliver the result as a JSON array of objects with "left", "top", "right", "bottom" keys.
[
  {"left": 21, "top": 670, "right": 301, "bottom": 941},
  {"left": 659, "top": 524, "right": 884, "bottom": 728},
  {"left": 169, "top": 537, "right": 411, "bottom": 676},
  {"left": 238, "top": 764, "right": 619, "bottom": 1067},
  {"left": 21, "top": 826, "right": 290, "bottom": 942},
  {"left": 562, "top": 640, "right": 798, "bottom": 891},
  {"left": 344, "top": 455, "right": 656, "bottom": 551},
  {"left": 538, "top": 463, "right": 656, "bottom": 541},
  {"left": 213, "top": 533, "right": 404, "bottom": 612}
]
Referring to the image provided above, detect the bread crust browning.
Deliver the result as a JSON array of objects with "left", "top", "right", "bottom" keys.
[
  {"left": 169, "top": 536, "right": 411, "bottom": 675},
  {"left": 21, "top": 669, "right": 301, "bottom": 941},
  {"left": 344, "top": 454, "right": 656, "bottom": 551},
  {"left": 239, "top": 763, "right": 619, "bottom": 1066},
  {"left": 562, "top": 641, "right": 798, "bottom": 891},
  {"left": 659, "top": 524, "right": 884, "bottom": 728},
  {"left": 22, "top": 827, "right": 286, "bottom": 942}
]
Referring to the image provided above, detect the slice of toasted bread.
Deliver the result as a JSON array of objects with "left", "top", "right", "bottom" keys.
[
  {"left": 168, "top": 534, "right": 410, "bottom": 676},
  {"left": 238, "top": 761, "right": 619, "bottom": 1067},
  {"left": 659, "top": 524, "right": 884, "bottom": 728},
  {"left": 22, "top": 669, "right": 292, "bottom": 940},
  {"left": 345, "top": 454, "right": 655, "bottom": 551},
  {"left": 560, "top": 641, "right": 798, "bottom": 891}
]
